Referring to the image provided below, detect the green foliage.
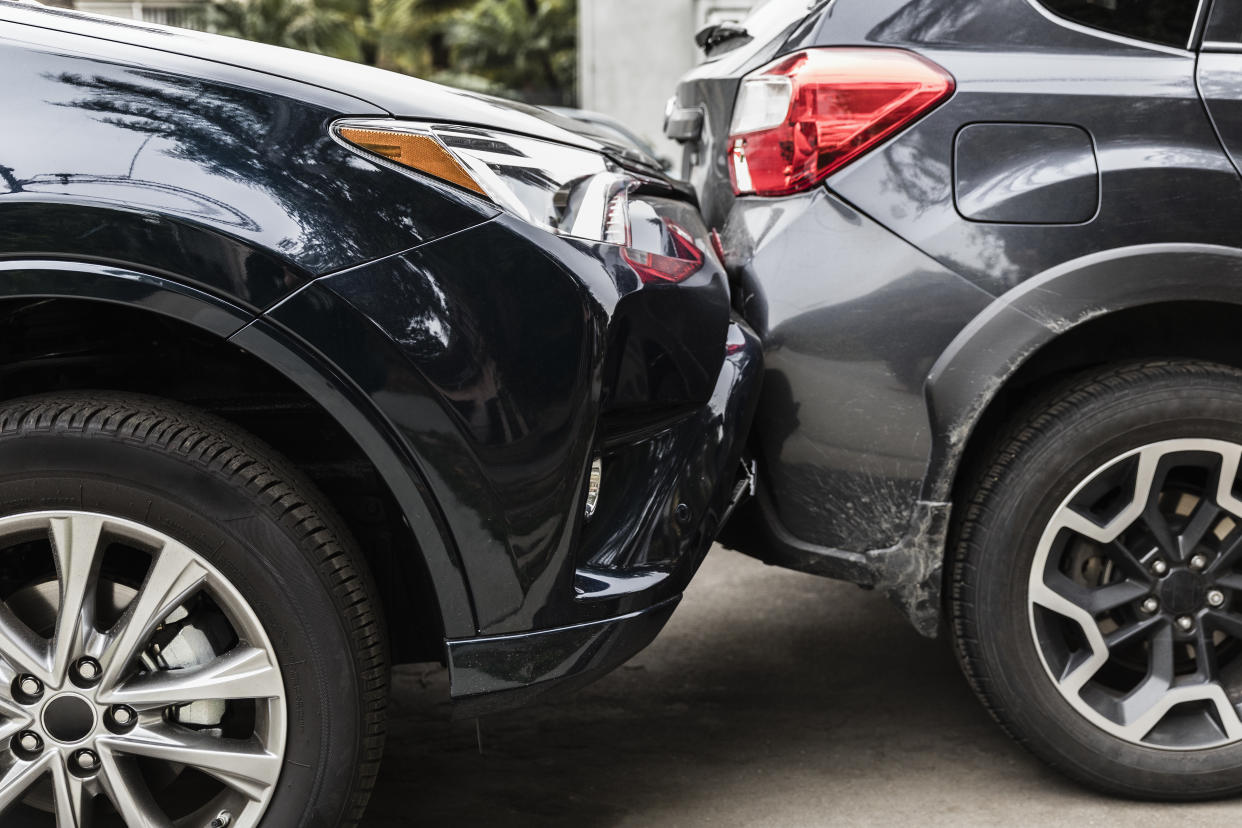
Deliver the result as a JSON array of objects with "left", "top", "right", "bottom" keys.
[
  {"left": 210, "top": 0, "right": 322, "bottom": 49},
  {"left": 435, "top": 0, "right": 576, "bottom": 104},
  {"left": 210, "top": 0, "right": 577, "bottom": 104}
]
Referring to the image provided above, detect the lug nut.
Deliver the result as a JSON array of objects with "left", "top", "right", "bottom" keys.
[
  {"left": 1190, "top": 554, "right": 1209, "bottom": 572},
  {"left": 15, "top": 731, "right": 41, "bottom": 755},
  {"left": 1141, "top": 597, "right": 1160, "bottom": 614},
  {"left": 108, "top": 705, "right": 135, "bottom": 729},
  {"left": 73, "top": 657, "right": 101, "bottom": 686},
  {"left": 1208, "top": 589, "right": 1227, "bottom": 608},
  {"left": 1152, "top": 559, "right": 1169, "bottom": 576},
  {"left": 73, "top": 749, "right": 98, "bottom": 772},
  {"left": 1177, "top": 615, "right": 1195, "bottom": 632},
  {"left": 15, "top": 675, "right": 42, "bottom": 701}
]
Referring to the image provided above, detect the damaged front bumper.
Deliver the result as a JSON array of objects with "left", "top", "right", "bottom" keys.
[{"left": 448, "top": 314, "right": 762, "bottom": 715}]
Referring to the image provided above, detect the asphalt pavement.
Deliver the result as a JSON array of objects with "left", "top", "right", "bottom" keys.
[{"left": 368, "top": 547, "right": 1236, "bottom": 826}]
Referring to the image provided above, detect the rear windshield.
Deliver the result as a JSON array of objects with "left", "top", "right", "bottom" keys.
[
  {"left": 737, "top": 0, "right": 827, "bottom": 35},
  {"left": 1038, "top": 0, "right": 1200, "bottom": 49},
  {"left": 704, "top": 0, "right": 830, "bottom": 56}
]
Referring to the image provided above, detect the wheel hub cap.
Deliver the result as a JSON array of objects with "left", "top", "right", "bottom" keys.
[
  {"left": 41, "top": 695, "right": 95, "bottom": 744},
  {"left": 1158, "top": 568, "right": 1206, "bottom": 616}
]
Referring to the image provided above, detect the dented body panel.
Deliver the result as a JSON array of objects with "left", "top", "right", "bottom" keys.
[{"left": 676, "top": 0, "right": 1242, "bottom": 634}]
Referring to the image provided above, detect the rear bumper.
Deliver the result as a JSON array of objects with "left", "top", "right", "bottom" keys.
[{"left": 716, "top": 188, "right": 990, "bottom": 637}]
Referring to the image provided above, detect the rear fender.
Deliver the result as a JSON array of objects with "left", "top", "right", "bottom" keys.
[{"left": 925, "top": 243, "right": 1242, "bottom": 504}]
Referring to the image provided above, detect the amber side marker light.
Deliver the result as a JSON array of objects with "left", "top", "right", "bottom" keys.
[{"left": 337, "top": 126, "right": 486, "bottom": 195}]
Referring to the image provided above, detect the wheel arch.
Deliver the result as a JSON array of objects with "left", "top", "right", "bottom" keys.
[
  {"left": 0, "top": 258, "right": 477, "bottom": 655},
  {"left": 926, "top": 244, "right": 1242, "bottom": 510}
]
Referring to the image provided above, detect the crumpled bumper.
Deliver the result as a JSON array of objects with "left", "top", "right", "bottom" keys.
[{"left": 447, "top": 314, "right": 762, "bottom": 714}]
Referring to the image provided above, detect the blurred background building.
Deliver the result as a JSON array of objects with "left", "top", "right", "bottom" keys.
[{"left": 70, "top": 0, "right": 206, "bottom": 26}]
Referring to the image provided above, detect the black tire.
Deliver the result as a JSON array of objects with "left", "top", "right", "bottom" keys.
[
  {"left": 952, "top": 360, "right": 1242, "bottom": 799},
  {"left": 0, "top": 392, "right": 387, "bottom": 826}
]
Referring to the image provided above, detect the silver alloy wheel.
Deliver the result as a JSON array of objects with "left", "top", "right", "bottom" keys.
[
  {"left": 0, "top": 511, "right": 286, "bottom": 826},
  {"left": 1030, "top": 439, "right": 1242, "bottom": 749}
]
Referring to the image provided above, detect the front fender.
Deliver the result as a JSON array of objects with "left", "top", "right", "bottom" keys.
[
  {"left": 0, "top": 258, "right": 479, "bottom": 639},
  {"left": 0, "top": 258, "right": 251, "bottom": 336}
]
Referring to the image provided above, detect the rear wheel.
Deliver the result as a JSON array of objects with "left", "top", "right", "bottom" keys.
[
  {"left": 953, "top": 361, "right": 1242, "bottom": 798},
  {"left": 0, "top": 393, "right": 387, "bottom": 826}
]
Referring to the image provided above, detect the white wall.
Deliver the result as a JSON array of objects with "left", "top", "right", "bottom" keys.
[{"left": 578, "top": 0, "right": 755, "bottom": 161}]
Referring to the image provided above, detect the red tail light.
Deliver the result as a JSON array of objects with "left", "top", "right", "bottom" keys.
[
  {"left": 622, "top": 220, "right": 704, "bottom": 284},
  {"left": 728, "top": 48, "right": 954, "bottom": 197}
]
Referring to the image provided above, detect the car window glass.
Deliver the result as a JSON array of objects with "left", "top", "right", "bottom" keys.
[
  {"left": 1204, "top": 0, "right": 1242, "bottom": 44},
  {"left": 736, "top": 0, "right": 830, "bottom": 43},
  {"left": 1037, "top": 0, "right": 1199, "bottom": 48}
]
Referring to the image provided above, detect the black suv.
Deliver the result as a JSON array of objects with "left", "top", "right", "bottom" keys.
[
  {"left": 670, "top": 0, "right": 1242, "bottom": 800},
  {"left": 0, "top": 3, "right": 760, "bottom": 824}
]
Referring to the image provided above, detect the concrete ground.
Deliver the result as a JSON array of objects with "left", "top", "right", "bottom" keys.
[{"left": 367, "top": 547, "right": 1236, "bottom": 826}]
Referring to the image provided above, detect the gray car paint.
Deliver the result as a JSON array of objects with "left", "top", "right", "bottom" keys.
[
  {"left": 671, "top": 0, "right": 1242, "bottom": 633},
  {"left": 952, "top": 123, "right": 1099, "bottom": 224}
]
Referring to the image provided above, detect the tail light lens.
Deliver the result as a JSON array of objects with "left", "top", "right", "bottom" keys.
[
  {"left": 728, "top": 48, "right": 954, "bottom": 197},
  {"left": 622, "top": 220, "right": 704, "bottom": 284}
]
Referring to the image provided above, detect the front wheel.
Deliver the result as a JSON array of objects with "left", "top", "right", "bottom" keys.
[
  {"left": 0, "top": 393, "right": 387, "bottom": 826},
  {"left": 952, "top": 361, "right": 1242, "bottom": 798}
]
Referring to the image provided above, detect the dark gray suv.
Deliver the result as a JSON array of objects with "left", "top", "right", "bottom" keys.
[{"left": 671, "top": 0, "right": 1242, "bottom": 799}]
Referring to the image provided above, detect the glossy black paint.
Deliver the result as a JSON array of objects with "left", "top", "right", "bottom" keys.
[
  {"left": 0, "top": 260, "right": 250, "bottom": 337},
  {"left": 0, "top": 13, "right": 498, "bottom": 307},
  {"left": 447, "top": 597, "right": 680, "bottom": 716},
  {"left": 278, "top": 209, "right": 740, "bottom": 636},
  {"left": 1, "top": 3, "right": 761, "bottom": 706},
  {"left": 672, "top": 0, "right": 1242, "bottom": 632},
  {"left": 233, "top": 291, "right": 481, "bottom": 639}
]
